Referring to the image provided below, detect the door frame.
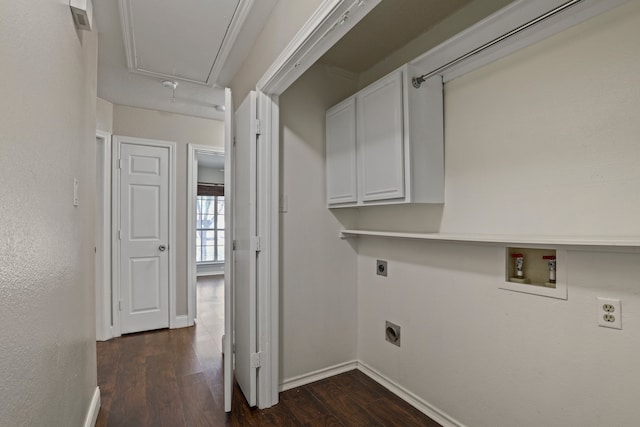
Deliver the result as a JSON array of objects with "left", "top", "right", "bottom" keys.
[
  {"left": 249, "top": 0, "right": 380, "bottom": 408},
  {"left": 95, "top": 130, "right": 113, "bottom": 341},
  {"left": 186, "top": 144, "right": 225, "bottom": 327},
  {"left": 111, "top": 136, "right": 177, "bottom": 337}
]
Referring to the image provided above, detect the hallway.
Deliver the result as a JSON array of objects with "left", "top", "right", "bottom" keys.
[{"left": 95, "top": 276, "right": 440, "bottom": 426}]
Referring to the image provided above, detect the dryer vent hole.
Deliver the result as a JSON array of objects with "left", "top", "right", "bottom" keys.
[{"left": 385, "top": 321, "right": 401, "bottom": 347}]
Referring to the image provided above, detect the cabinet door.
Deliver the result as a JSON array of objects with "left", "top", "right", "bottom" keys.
[
  {"left": 357, "top": 70, "right": 404, "bottom": 202},
  {"left": 326, "top": 97, "right": 357, "bottom": 205}
]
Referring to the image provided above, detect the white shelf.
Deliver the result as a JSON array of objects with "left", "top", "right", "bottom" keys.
[{"left": 340, "top": 229, "right": 640, "bottom": 251}]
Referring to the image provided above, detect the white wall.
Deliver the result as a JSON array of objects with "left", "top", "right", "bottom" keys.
[
  {"left": 356, "top": 2, "right": 640, "bottom": 426},
  {"left": 113, "top": 104, "right": 224, "bottom": 315},
  {"left": 279, "top": 64, "right": 360, "bottom": 382},
  {"left": 96, "top": 97, "right": 113, "bottom": 133},
  {"left": 0, "top": 2, "right": 98, "bottom": 425},
  {"left": 198, "top": 166, "right": 225, "bottom": 184}
]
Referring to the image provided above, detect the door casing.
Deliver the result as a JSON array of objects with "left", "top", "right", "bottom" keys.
[{"left": 95, "top": 130, "right": 112, "bottom": 341}]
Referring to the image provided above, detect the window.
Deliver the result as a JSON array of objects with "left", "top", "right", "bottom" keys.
[{"left": 196, "top": 195, "right": 225, "bottom": 262}]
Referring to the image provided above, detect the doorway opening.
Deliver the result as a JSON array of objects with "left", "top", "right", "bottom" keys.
[
  {"left": 187, "top": 147, "right": 226, "bottom": 327},
  {"left": 194, "top": 150, "right": 226, "bottom": 338}
]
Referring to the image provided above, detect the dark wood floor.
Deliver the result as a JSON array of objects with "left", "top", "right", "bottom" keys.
[{"left": 96, "top": 276, "right": 440, "bottom": 426}]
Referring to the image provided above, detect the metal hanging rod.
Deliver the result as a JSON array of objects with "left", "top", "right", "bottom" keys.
[{"left": 411, "top": 0, "right": 584, "bottom": 88}]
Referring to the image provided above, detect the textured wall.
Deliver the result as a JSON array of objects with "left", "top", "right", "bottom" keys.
[{"left": 0, "top": 1, "right": 98, "bottom": 425}]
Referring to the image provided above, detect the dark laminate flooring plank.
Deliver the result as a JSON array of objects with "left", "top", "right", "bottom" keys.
[
  {"left": 146, "top": 352, "right": 187, "bottom": 427},
  {"left": 107, "top": 353, "right": 151, "bottom": 427},
  {"left": 306, "top": 378, "right": 385, "bottom": 427},
  {"left": 366, "top": 395, "right": 441, "bottom": 427},
  {"left": 178, "top": 372, "right": 227, "bottom": 427},
  {"left": 279, "top": 387, "right": 345, "bottom": 427},
  {"left": 330, "top": 370, "right": 386, "bottom": 406}
]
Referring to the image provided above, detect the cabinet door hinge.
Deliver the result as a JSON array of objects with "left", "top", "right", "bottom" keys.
[
  {"left": 250, "top": 351, "right": 263, "bottom": 368},
  {"left": 116, "top": 159, "right": 122, "bottom": 169},
  {"left": 232, "top": 240, "right": 237, "bottom": 251},
  {"left": 118, "top": 300, "right": 122, "bottom": 311},
  {"left": 255, "top": 119, "right": 261, "bottom": 136}
]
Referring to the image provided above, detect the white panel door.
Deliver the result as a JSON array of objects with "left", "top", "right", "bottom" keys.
[
  {"left": 234, "top": 91, "right": 258, "bottom": 407},
  {"left": 119, "top": 142, "right": 170, "bottom": 334},
  {"left": 223, "top": 88, "right": 235, "bottom": 412},
  {"left": 357, "top": 70, "right": 405, "bottom": 202},
  {"left": 326, "top": 97, "right": 357, "bottom": 205}
]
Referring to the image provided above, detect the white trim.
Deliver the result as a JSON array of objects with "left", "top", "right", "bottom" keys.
[
  {"left": 257, "top": 0, "right": 381, "bottom": 95},
  {"left": 357, "top": 362, "right": 465, "bottom": 427},
  {"left": 111, "top": 140, "right": 121, "bottom": 337},
  {"left": 340, "top": 229, "right": 640, "bottom": 251},
  {"left": 251, "top": 0, "right": 381, "bottom": 409},
  {"left": 95, "top": 130, "right": 112, "bottom": 341},
  {"left": 254, "top": 92, "right": 280, "bottom": 408},
  {"left": 223, "top": 87, "right": 234, "bottom": 412},
  {"left": 187, "top": 144, "right": 225, "bottom": 327},
  {"left": 206, "top": 0, "right": 256, "bottom": 86},
  {"left": 111, "top": 136, "right": 177, "bottom": 335},
  {"left": 83, "top": 387, "right": 101, "bottom": 427},
  {"left": 173, "top": 315, "right": 190, "bottom": 329},
  {"left": 279, "top": 361, "right": 358, "bottom": 392}
]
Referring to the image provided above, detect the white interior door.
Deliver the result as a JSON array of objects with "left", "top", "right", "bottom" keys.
[
  {"left": 234, "top": 91, "right": 258, "bottom": 407},
  {"left": 223, "top": 88, "right": 235, "bottom": 412},
  {"left": 118, "top": 141, "right": 170, "bottom": 334}
]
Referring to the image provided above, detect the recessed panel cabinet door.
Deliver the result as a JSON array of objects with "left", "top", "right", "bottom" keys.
[
  {"left": 357, "top": 70, "right": 405, "bottom": 202},
  {"left": 326, "top": 97, "right": 357, "bottom": 205}
]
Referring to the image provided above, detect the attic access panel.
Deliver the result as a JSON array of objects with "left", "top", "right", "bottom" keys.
[{"left": 120, "top": 0, "right": 240, "bottom": 85}]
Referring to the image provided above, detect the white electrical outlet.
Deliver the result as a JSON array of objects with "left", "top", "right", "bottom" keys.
[{"left": 597, "top": 297, "right": 622, "bottom": 329}]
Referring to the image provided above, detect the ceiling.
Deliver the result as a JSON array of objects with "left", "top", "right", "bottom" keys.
[
  {"left": 320, "top": 0, "right": 475, "bottom": 73},
  {"left": 95, "top": 0, "right": 508, "bottom": 121},
  {"left": 94, "top": 0, "right": 277, "bottom": 120},
  {"left": 198, "top": 152, "right": 225, "bottom": 169}
]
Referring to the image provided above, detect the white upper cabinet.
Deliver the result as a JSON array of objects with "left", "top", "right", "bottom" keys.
[
  {"left": 326, "top": 97, "right": 357, "bottom": 204},
  {"left": 357, "top": 71, "right": 405, "bottom": 202},
  {"left": 326, "top": 64, "right": 444, "bottom": 207}
]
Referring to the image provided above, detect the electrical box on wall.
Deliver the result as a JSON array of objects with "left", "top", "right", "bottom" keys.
[
  {"left": 500, "top": 247, "right": 568, "bottom": 299},
  {"left": 70, "top": 0, "right": 93, "bottom": 31}
]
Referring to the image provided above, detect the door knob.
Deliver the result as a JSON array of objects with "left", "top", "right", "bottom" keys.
[{"left": 159, "top": 245, "right": 166, "bottom": 252}]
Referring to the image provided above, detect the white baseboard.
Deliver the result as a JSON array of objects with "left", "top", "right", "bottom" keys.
[
  {"left": 172, "top": 315, "right": 191, "bottom": 329},
  {"left": 279, "top": 360, "right": 358, "bottom": 392},
  {"left": 83, "top": 386, "right": 101, "bottom": 427},
  {"left": 356, "top": 362, "right": 464, "bottom": 427}
]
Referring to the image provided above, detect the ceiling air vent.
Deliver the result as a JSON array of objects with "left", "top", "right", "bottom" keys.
[{"left": 70, "top": 0, "right": 93, "bottom": 31}]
